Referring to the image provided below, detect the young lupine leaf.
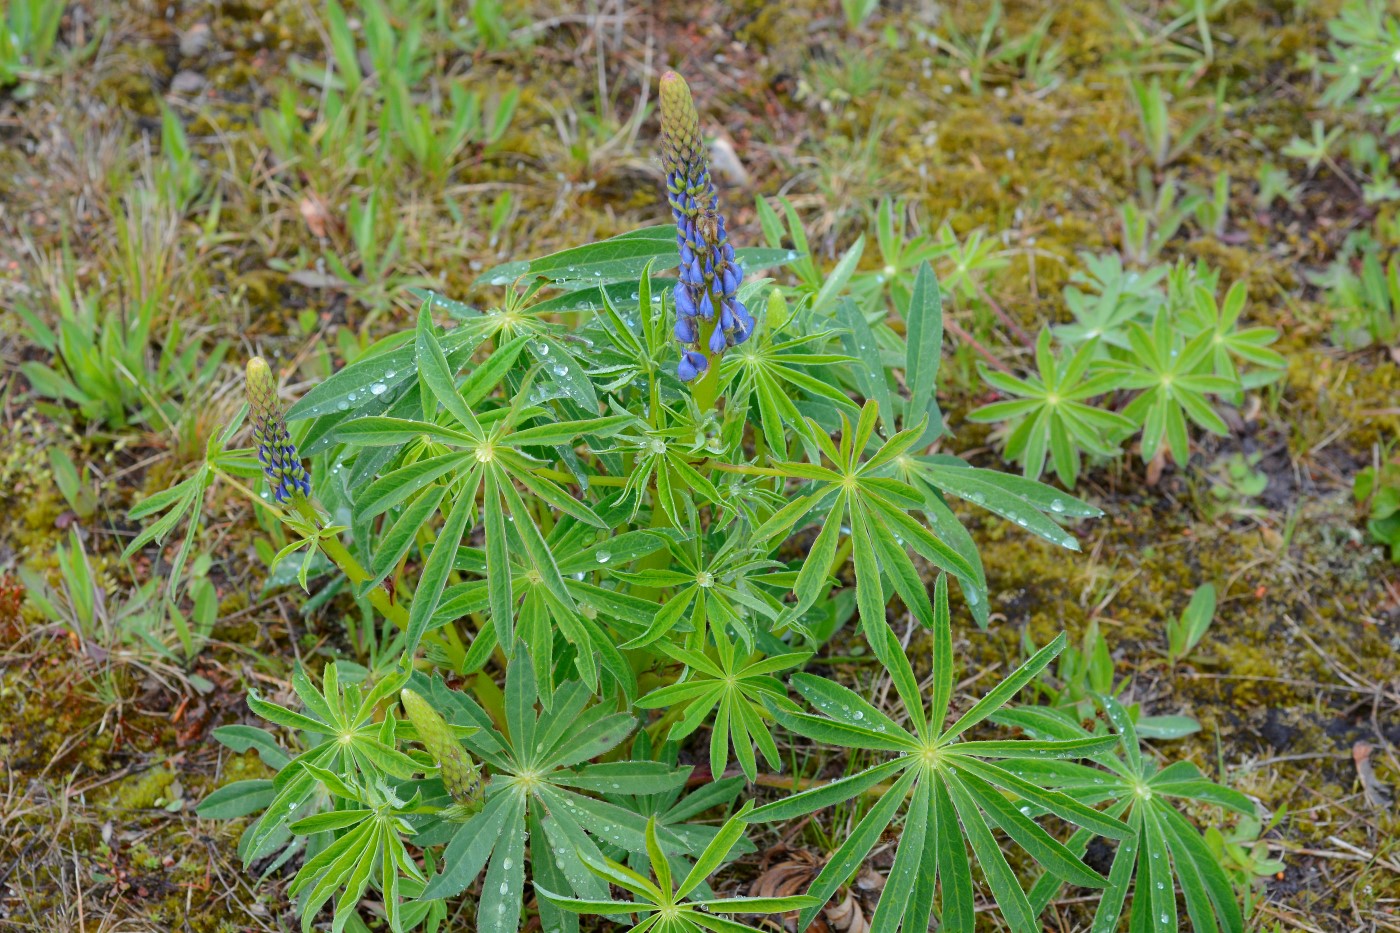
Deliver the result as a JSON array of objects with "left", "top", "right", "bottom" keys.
[
  {"left": 1117, "top": 311, "right": 1237, "bottom": 466},
  {"left": 1181, "top": 281, "right": 1285, "bottom": 391},
  {"left": 720, "top": 328, "right": 858, "bottom": 457},
  {"left": 637, "top": 631, "right": 808, "bottom": 781},
  {"left": 614, "top": 535, "right": 785, "bottom": 651},
  {"left": 538, "top": 806, "right": 817, "bottom": 933},
  {"left": 216, "top": 663, "right": 436, "bottom": 932},
  {"left": 757, "top": 400, "right": 976, "bottom": 651},
  {"left": 969, "top": 330, "right": 1132, "bottom": 487},
  {"left": 747, "top": 579, "right": 1128, "bottom": 933}
]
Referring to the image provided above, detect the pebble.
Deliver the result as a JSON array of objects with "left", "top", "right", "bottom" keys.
[
  {"left": 709, "top": 133, "right": 750, "bottom": 187},
  {"left": 180, "top": 23, "right": 212, "bottom": 58},
  {"left": 170, "top": 70, "right": 207, "bottom": 96}
]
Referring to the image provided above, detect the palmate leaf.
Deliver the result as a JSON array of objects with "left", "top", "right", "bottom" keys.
[
  {"left": 609, "top": 424, "right": 727, "bottom": 528},
  {"left": 448, "top": 518, "right": 663, "bottom": 699},
  {"left": 719, "top": 327, "right": 858, "bottom": 459},
  {"left": 1179, "top": 281, "right": 1286, "bottom": 392},
  {"left": 612, "top": 534, "right": 786, "bottom": 651},
  {"left": 999, "top": 697, "right": 1254, "bottom": 933},
  {"left": 218, "top": 663, "right": 443, "bottom": 931},
  {"left": 746, "top": 577, "right": 1130, "bottom": 933},
  {"left": 1117, "top": 311, "right": 1237, "bottom": 467},
  {"left": 538, "top": 805, "right": 818, "bottom": 933},
  {"left": 636, "top": 626, "right": 809, "bottom": 782},
  {"left": 416, "top": 649, "right": 700, "bottom": 933},
  {"left": 332, "top": 307, "right": 635, "bottom": 657},
  {"left": 969, "top": 330, "right": 1133, "bottom": 487},
  {"left": 238, "top": 663, "right": 415, "bottom": 862},
  {"left": 286, "top": 773, "right": 425, "bottom": 933},
  {"left": 755, "top": 400, "right": 976, "bottom": 658}
]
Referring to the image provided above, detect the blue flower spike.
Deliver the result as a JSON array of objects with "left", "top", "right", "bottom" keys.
[
  {"left": 246, "top": 357, "right": 311, "bottom": 504},
  {"left": 659, "top": 71, "right": 754, "bottom": 398}
]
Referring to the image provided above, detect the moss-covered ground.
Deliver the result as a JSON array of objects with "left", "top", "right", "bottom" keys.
[{"left": 1, "top": 1, "right": 1397, "bottom": 930}]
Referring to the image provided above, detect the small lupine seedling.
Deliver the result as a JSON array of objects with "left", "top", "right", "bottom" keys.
[
  {"left": 1282, "top": 119, "right": 1345, "bottom": 174},
  {"left": 1120, "top": 171, "right": 1205, "bottom": 265},
  {"left": 973, "top": 265, "right": 1283, "bottom": 484},
  {"left": 1030, "top": 622, "right": 1202, "bottom": 742},
  {"left": 1053, "top": 252, "right": 1169, "bottom": 350},
  {"left": 1117, "top": 309, "right": 1238, "bottom": 467},
  {"left": 1129, "top": 75, "right": 1217, "bottom": 170},
  {"left": 139, "top": 70, "right": 1262, "bottom": 933},
  {"left": 1317, "top": 0, "right": 1400, "bottom": 133},
  {"left": 1354, "top": 456, "right": 1400, "bottom": 561},
  {"left": 968, "top": 330, "right": 1135, "bottom": 488},
  {"left": 1322, "top": 247, "right": 1400, "bottom": 349}
]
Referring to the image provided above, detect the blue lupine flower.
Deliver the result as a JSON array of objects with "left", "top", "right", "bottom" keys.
[
  {"left": 246, "top": 357, "right": 311, "bottom": 504},
  {"left": 659, "top": 71, "right": 755, "bottom": 383}
]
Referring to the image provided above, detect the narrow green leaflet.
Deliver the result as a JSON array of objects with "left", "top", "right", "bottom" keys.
[{"left": 756, "top": 401, "right": 976, "bottom": 650}]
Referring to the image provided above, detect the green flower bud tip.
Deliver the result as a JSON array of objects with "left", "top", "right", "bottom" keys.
[
  {"left": 246, "top": 357, "right": 311, "bottom": 504},
  {"left": 659, "top": 70, "right": 704, "bottom": 173},
  {"left": 401, "top": 689, "right": 483, "bottom": 813}
]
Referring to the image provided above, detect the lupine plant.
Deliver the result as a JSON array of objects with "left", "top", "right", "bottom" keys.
[
  {"left": 972, "top": 260, "right": 1285, "bottom": 486},
  {"left": 151, "top": 72, "right": 1261, "bottom": 932}
]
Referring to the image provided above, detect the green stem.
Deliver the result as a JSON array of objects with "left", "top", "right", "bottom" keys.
[
  {"left": 645, "top": 704, "right": 688, "bottom": 746},
  {"left": 691, "top": 301, "right": 724, "bottom": 413},
  {"left": 692, "top": 360, "right": 720, "bottom": 414},
  {"left": 632, "top": 483, "right": 676, "bottom": 605},
  {"left": 291, "top": 497, "right": 407, "bottom": 629},
  {"left": 828, "top": 535, "right": 856, "bottom": 587},
  {"left": 709, "top": 462, "right": 787, "bottom": 477},
  {"left": 286, "top": 494, "right": 466, "bottom": 670},
  {"left": 532, "top": 467, "right": 629, "bottom": 487}
]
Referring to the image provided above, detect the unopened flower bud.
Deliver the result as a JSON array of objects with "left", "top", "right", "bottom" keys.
[
  {"left": 401, "top": 688, "right": 484, "bottom": 814},
  {"left": 246, "top": 358, "right": 310, "bottom": 503}
]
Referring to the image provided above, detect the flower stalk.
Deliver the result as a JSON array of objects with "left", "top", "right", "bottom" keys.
[{"left": 243, "top": 357, "right": 465, "bottom": 668}]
